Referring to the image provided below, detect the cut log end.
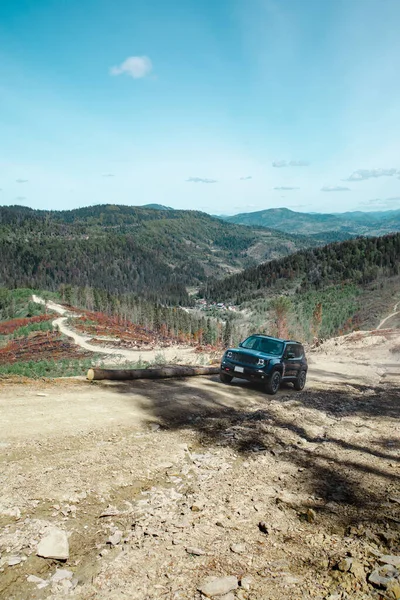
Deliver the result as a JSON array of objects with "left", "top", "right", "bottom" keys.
[{"left": 87, "top": 368, "right": 95, "bottom": 381}]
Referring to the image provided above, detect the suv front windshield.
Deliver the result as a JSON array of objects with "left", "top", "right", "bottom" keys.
[{"left": 241, "top": 336, "right": 284, "bottom": 356}]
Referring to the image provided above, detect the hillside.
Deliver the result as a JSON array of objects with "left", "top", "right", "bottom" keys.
[
  {"left": 0, "top": 204, "right": 319, "bottom": 305},
  {"left": 201, "top": 233, "right": 400, "bottom": 340},
  {"left": 223, "top": 207, "right": 400, "bottom": 237}
]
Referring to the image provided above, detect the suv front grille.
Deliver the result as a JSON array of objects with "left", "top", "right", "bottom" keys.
[{"left": 230, "top": 352, "right": 259, "bottom": 366}]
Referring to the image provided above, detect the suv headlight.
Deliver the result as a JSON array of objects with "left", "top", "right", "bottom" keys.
[
  {"left": 227, "top": 351, "right": 233, "bottom": 358},
  {"left": 257, "top": 358, "right": 265, "bottom": 367}
]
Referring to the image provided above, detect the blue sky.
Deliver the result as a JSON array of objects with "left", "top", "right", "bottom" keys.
[{"left": 1, "top": 0, "right": 400, "bottom": 215}]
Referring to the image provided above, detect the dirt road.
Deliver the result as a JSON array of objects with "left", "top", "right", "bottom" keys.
[
  {"left": 32, "top": 295, "right": 205, "bottom": 365},
  {"left": 377, "top": 301, "right": 400, "bottom": 330},
  {"left": 1, "top": 326, "right": 399, "bottom": 600}
]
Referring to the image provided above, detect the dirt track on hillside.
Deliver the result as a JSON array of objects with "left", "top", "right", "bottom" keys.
[
  {"left": 1, "top": 321, "right": 400, "bottom": 600},
  {"left": 32, "top": 295, "right": 203, "bottom": 366}
]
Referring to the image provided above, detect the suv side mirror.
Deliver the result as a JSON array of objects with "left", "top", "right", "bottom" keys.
[{"left": 238, "top": 342, "right": 243, "bottom": 347}]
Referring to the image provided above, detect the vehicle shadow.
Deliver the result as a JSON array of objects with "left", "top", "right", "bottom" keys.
[{"left": 104, "top": 375, "right": 400, "bottom": 529}]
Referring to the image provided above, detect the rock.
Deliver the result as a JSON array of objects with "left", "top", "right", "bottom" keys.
[
  {"left": 37, "top": 528, "right": 69, "bottom": 560},
  {"left": 198, "top": 575, "right": 238, "bottom": 597},
  {"left": 389, "top": 496, "right": 400, "bottom": 505},
  {"left": 191, "top": 503, "right": 204, "bottom": 512},
  {"left": 27, "top": 575, "right": 47, "bottom": 584},
  {"left": 337, "top": 557, "right": 352, "bottom": 572},
  {"left": 369, "top": 569, "right": 393, "bottom": 588},
  {"left": 108, "top": 530, "right": 122, "bottom": 546},
  {"left": 218, "top": 594, "right": 235, "bottom": 600},
  {"left": 149, "top": 423, "right": 160, "bottom": 432},
  {"left": 37, "top": 582, "right": 49, "bottom": 589},
  {"left": 52, "top": 569, "right": 73, "bottom": 582},
  {"left": 186, "top": 547, "right": 206, "bottom": 556},
  {"left": 3, "top": 507, "right": 21, "bottom": 519},
  {"left": 378, "top": 555, "right": 400, "bottom": 567},
  {"left": 349, "top": 559, "right": 365, "bottom": 580},
  {"left": 230, "top": 543, "right": 246, "bottom": 554},
  {"left": 99, "top": 505, "right": 119, "bottom": 518},
  {"left": 240, "top": 576, "right": 253, "bottom": 590},
  {"left": 258, "top": 521, "right": 269, "bottom": 534},
  {"left": 8, "top": 556, "right": 23, "bottom": 566}
]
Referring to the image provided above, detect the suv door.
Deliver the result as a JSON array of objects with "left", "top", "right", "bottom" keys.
[{"left": 283, "top": 344, "right": 302, "bottom": 379}]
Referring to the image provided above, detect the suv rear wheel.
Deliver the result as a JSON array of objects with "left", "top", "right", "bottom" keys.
[
  {"left": 220, "top": 372, "right": 233, "bottom": 384},
  {"left": 265, "top": 370, "right": 281, "bottom": 395},
  {"left": 294, "top": 370, "right": 307, "bottom": 391}
]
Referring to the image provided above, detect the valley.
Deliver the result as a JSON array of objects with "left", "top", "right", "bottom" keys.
[{"left": 1, "top": 205, "right": 400, "bottom": 600}]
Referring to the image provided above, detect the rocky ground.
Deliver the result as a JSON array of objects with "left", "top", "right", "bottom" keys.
[{"left": 0, "top": 328, "right": 399, "bottom": 600}]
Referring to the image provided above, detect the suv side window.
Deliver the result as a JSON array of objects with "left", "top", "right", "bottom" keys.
[
  {"left": 285, "top": 344, "right": 303, "bottom": 359},
  {"left": 285, "top": 344, "right": 295, "bottom": 358}
]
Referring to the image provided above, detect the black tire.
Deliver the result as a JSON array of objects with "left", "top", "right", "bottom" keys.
[
  {"left": 294, "top": 370, "right": 307, "bottom": 391},
  {"left": 220, "top": 372, "right": 233, "bottom": 384},
  {"left": 265, "top": 370, "right": 281, "bottom": 395}
]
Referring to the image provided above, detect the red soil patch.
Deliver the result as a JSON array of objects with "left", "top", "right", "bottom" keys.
[
  {"left": 0, "top": 332, "right": 92, "bottom": 364},
  {"left": 0, "top": 315, "right": 54, "bottom": 335}
]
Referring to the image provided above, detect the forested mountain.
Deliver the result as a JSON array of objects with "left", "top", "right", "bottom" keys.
[
  {"left": 0, "top": 204, "right": 318, "bottom": 305},
  {"left": 222, "top": 207, "right": 400, "bottom": 237},
  {"left": 201, "top": 233, "right": 400, "bottom": 305}
]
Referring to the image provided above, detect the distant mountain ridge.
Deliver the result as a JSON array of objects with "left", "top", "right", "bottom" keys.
[
  {"left": 222, "top": 207, "right": 400, "bottom": 236},
  {"left": 0, "top": 204, "right": 320, "bottom": 305},
  {"left": 142, "top": 204, "right": 173, "bottom": 211}
]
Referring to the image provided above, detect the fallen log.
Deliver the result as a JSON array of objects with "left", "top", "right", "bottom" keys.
[{"left": 87, "top": 365, "right": 220, "bottom": 381}]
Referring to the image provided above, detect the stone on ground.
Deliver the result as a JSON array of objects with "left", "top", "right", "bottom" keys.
[{"left": 37, "top": 528, "right": 69, "bottom": 560}]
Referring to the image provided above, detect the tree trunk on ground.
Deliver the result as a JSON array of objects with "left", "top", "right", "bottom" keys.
[{"left": 87, "top": 365, "right": 219, "bottom": 381}]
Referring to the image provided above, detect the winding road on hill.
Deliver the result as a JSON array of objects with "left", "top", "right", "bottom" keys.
[
  {"left": 31, "top": 294, "right": 400, "bottom": 386},
  {"left": 31, "top": 295, "right": 201, "bottom": 365},
  {"left": 377, "top": 301, "right": 400, "bottom": 330}
]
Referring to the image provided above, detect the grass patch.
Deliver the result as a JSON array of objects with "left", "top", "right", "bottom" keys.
[
  {"left": 12, "top": 320, "right": 54, "bottom": 339},
  {"left": 0, "top": 358, "right": 95, "bottom": 379},
  {"left": 0, "top": 288, "right": 60, "bottom": 322}
]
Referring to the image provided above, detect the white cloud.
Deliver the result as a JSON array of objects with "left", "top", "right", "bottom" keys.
[
  {"left": 273, "top": 186, "right": 299, "bottom": 190},
  {"left": 321, "top": 185, "right": 350, "bottom": 192},
  {"left": 344, "top": 168, "right": 399, "bottom": 181},
  {"left": 272, "top": 160, "right": 309, "bottom": 168},
  {"left": 359, "top": 196, "right": 400, "bottom": 209},
  {"left": 240, "top": 176, "right": 252, "bottom": 180},
  {"left": 110, "top": 56, "right": 153, "bottom": 79},
  {"left": 186, "top": 177, "right": 217, "bottom": 184}
]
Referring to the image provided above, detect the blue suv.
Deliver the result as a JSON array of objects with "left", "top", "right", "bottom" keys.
[{"left": 220, "top": 334, "right": 307, "bottom": 395}]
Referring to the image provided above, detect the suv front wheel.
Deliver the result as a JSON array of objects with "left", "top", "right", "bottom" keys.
[
  {"left": 220, "top": 372, "right": 233, "bottom": 384},
  {"left": 294, "top": 370, "right": 307, "bottom": 391},
  {"left": 265, "top": 370, "right": 281, "bottom": 395}
]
